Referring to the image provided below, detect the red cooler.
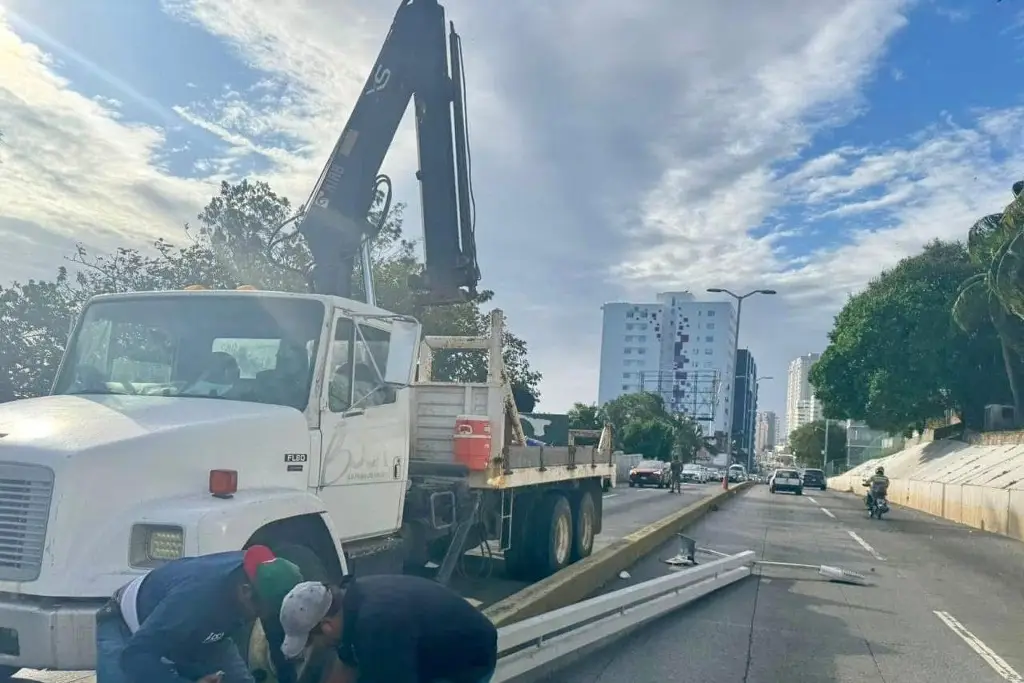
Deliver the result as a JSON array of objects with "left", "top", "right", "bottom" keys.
[{"left": 453, "top": 414, "right": 493, "bottom": 470}]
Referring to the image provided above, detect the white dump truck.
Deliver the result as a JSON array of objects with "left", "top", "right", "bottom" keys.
[{"left": 0, "top": 289, "right": 614, "bottom": 675}]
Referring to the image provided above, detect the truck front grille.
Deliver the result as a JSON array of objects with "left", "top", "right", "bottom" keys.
[{"left": 0, "top": 463, "right": 54, "bottom": 582}]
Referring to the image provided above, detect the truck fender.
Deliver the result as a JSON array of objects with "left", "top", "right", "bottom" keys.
[{"left": 193, "top": 489, "right": 345, "bottom": 565}]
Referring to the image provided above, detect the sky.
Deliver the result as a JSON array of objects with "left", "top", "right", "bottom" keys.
[{"left": 0, "top": 0, "right": 1022, "bottom": 419}]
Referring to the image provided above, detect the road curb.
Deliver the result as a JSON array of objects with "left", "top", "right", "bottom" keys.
[{"left": 483, "top": 481, "right": 754, "bottom": 627}]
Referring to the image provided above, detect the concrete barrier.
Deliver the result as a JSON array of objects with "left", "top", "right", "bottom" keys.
[
  {"left": 483, "top": 481, "right": 753, "bottom": 627},
  {"left": 828, "top": 440, "right": 1024, "bottom": 539}
]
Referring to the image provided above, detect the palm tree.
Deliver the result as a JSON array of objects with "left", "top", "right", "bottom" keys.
[{"left": 952, "top": 181, "right": 1024, "bottom": 415}]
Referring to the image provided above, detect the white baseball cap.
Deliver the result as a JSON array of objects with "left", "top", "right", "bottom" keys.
[{"left": 279, "top": 581, "right": 334, "bottom": 659}]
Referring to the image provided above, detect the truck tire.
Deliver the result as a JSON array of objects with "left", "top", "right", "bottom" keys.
[
  {"left": 0, "top": 666, "right": 19, "bottom": 682},
  {"left": 530, "top": 492, "right": 573, "bottom": 579},
  {"left": 570, "top": 491, "right": 597, "bottom": 562},
  {"left": 269, "top": 542, "right": 331, "bottom": 583}
]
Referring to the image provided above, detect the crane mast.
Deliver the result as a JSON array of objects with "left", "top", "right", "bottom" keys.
[{"left": 295, "top": 0, "right": 479, "bottom": 306}]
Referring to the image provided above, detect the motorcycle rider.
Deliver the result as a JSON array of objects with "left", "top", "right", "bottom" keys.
[{"left": 863, "top": 466, "right": 890, "bottom": 509}]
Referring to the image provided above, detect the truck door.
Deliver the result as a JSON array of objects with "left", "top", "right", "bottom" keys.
[{"left": 317, "top": 314, "right": 408, "bottom": 541}]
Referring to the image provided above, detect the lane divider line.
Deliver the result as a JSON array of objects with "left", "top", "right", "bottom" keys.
[
  {"left": 820, "top": 507, "right": 837, "bottom": 519},
  {"left": 934, "top": 610, "right": 1023, "bottom": 683},
  {"left": 806, "top": 496, "right": 819, "bottom": 504},
  {"left": 603, "top": 493, "right": 619, "bottom": 499},
  {"left": 846, "top": 530, "right": 885, "bottom": 561}
]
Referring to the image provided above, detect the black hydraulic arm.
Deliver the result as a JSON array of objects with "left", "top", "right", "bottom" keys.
[{"left": 296, "top": 0, "right": 479, "bottom": 305}]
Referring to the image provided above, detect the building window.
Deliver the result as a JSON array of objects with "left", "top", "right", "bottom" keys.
[
  {"left": 624, "top": 335, "right": 634, "bottom": 341},
  {"left": 626, "top": 323, "right": 634, "bottom": 331},
  {"left": 705, "top": 336, "right": 714, "bottom": 342},
  {"left": 638, "top": 348, "right": 646, "bottom": 355},
  {"left": 627, "top": 312, "right": 634, "bottom": 319},
  {"left": 707, "top": 323, "right": 715, "bottom": 330},
  {"left": 638, "top": 335, "right": 647, "bottom": 342},
  {"left": 622, "top": 384, "right": 629, "bottom": 391},
  {"left": 704, "top": 348, "right": 713, "bottom": 355},
  {"left": 622, "top": 372, "right": 630, "bottom": 378},
  {"left": 708, "top": 310, "right": 716, "bottom": 317}
]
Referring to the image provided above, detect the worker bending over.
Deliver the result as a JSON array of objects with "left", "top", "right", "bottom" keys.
[
  {"left": 96, "top": 546, "right": 303, "bottom": 683},
  {"left": 279, "top": 575, "right": 498, "bottom": 683}
]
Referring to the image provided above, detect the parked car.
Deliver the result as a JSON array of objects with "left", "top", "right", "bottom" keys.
[
  {"left": 770, "top": 468, "right": 803, "bottom": 495},
  {"left": 629, "top": 460, "right": 671, "bottom": 488},
  {"left": 802, "top": 468, "right": 827, "bottom": 490}
]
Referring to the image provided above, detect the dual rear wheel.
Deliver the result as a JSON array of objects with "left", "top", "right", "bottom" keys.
[{"left": 504, "top": 488, "right": 598, "bottom": 582}]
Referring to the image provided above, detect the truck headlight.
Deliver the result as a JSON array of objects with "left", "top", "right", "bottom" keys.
[{"left": 130, "top": 524, "right": 185, "bottom": 568}]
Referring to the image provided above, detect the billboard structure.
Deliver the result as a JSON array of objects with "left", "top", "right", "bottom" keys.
[{"left": 638, "top": 368, "right": 721, "bottom": 429}]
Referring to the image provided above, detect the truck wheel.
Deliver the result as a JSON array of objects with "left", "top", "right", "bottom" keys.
[
  {"left": 269, "top": 542, "right": 331, "bottom": 583},
  {"left": 530, "top": 492, "right": 573, "bottom": 578},
  {"left": 570, "top": 491, "right": 597, "bottom": 562},
  {"left": 0, "top": 666, "right": 19, "bottom": 681}
]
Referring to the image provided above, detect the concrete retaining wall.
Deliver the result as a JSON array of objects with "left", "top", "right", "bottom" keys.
[{"left": 828, "top": 439, "right": 1024, "bottom": 540}]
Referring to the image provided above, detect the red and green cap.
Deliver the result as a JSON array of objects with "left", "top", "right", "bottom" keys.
[{"left": 243, "top": 545, "right": 304, "bottom": 613}]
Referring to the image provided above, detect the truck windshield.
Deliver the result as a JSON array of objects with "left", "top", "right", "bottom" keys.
[{"left": 53, "top": 295, "right": 326, "bottom": 411}]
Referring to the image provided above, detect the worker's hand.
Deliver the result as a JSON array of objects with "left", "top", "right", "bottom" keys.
[{"left": 197, "top": 671, "right": 224, "bottom": 683}]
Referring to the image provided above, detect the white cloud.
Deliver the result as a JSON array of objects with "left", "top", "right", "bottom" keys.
[
  {"left": 0, "top": 6, "right": 218, "bottom": 281},
  {"left": 0, "top": 0, "right": 1020, "bottom": 420}
]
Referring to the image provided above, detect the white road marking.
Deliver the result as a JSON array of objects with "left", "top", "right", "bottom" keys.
[
  {"left": 846, "top": 530, "right": 886, "bottom": 561},
  {"left": 820, "top": 507, "right": 837, "bottom": 519},
  {"left": 934, "top": 610, "right": 1024, "bottom": 683},
  {"left": 806, "top": 496, "right": 819, "bottom": 504},
  {"left": 603, "top": 493, "right": 619, "bottom": 499}
]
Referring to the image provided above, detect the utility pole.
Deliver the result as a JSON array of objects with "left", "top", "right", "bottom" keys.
[{"left": 706, "top": 287, "right": 777, "bottom": 490}]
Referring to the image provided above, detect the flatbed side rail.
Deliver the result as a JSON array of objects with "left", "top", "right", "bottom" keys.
[{"left": 415, "top": 308, "right": 527, "bottom": 446}]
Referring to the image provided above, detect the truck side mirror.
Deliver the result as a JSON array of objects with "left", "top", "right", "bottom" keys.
[{"left": 384, "top": 320, "right": 420, "bottom": 386}]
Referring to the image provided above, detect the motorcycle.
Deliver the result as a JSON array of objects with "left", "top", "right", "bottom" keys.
[{"left": 867, "top": 492, "right": 889, "bottom": 519}]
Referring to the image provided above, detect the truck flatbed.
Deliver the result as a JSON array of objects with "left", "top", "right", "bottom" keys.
[{"left": 410, "top": 310, "right": 614, "bottom": 489}]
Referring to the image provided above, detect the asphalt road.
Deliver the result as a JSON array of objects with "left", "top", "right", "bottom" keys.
[
  {"left": 547, "top": 483, "right": 1024, "bottom": 683},
  {"left": 452, "top": 481, "right": 715, "bottom": 607}
]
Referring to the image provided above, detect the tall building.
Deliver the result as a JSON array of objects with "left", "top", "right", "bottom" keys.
[
  {"left": 755, "top": 410, "right": 778, "bottom": 454},
  {"left": 785, "top": 353, "right": 822, "bottom": 439},
  {"left": 598, "top": 291, "right": 738, "bottom": 436},
  {"left": 731, "top": 349, "right": 758, "bottom": 466}
]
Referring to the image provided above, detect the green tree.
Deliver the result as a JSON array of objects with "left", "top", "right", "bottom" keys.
[
  {"left": 670, "top": 413, "right": 704, "bottom": 462},
  {"left": 620, "top": 418, "right": 676, "bottom": 462},
  {"left": 567, "top": 402, "right": 602, "bottom": 430},
  {"left": 597, "top": 392, "right": 703, "bottom": 459},
  {"left": 0, "top": 180, "right": 542, "bottom": 404},
  {"left": 810, "top": 240, "right": 1009, "bottom": 433},
  {"left": 788, "top": 420, "right": 846, "bottom": 469},
  {"left": 952, "top": 181, "right": 1024, "bottom": 416}
]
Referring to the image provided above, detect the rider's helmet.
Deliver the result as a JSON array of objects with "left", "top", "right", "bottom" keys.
[{"left": 875, "top": 466, "right": 885, "bottom": 476}]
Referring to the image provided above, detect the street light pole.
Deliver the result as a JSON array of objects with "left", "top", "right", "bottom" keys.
[
  {"left": 749, "top": 376, "right": 773, "bottom": 473},
  {"left": 707, "top": 287, "right": 777, "bottom": 491}
]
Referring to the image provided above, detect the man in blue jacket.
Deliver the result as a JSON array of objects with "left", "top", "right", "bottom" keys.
[{"left": 95, "top": 545, "right": 303, "bottom": 683}]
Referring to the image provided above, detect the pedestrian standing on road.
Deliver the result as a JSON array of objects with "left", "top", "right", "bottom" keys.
[
  {"left": 96, "top": 546, "right": 304, "bottom": 683},
  {"left": 278, "top": 575, "right": 498, "bottom": 683},
  {"left": 670, "top": 456, "right": 683, "bottom": 494}
]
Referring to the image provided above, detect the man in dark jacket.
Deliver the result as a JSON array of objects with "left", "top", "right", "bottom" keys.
[
  {"left": 278, "top": 575, "right": 497, "bottom": 683},
  {"left": 95, "top": 546, "right": 303, "bottom": 683}
]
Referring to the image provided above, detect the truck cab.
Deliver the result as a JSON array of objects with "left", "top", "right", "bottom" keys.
[{"left": 0, "top": 288, "right": 421, "bottom": 674}]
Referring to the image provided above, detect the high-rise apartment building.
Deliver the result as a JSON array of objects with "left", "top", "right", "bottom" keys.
[
  {"left": 755, "top": 410, "right": 778, "bottom": 454},
  {"left": 785, "top": 353, "right": 822, "bottom": 439},
  {"left": 731, "top": 349, "right": 758, "bottom": 464},
  {"left": 598, "top": 291, "right": 738, "bottom": 436}
]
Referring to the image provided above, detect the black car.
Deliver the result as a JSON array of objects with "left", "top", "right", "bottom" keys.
[
  {"left": 802, "top": 468, "right": 827, "bottom": 490},
  {"left": 629, "top": 460, "right": 671, "bottom": 488}
]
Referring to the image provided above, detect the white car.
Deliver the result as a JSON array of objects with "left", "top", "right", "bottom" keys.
[{"left": 681, "top": 463, "right": 708, "bottom": 483}]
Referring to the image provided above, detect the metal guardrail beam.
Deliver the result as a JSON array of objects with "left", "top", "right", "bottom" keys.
[{"left": 492, "top": 551, "right": 755, "bottom": 681}]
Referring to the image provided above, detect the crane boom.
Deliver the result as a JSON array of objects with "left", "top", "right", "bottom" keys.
[{"left": 296, "top": 0, "right": 479, "bottom": 305}]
